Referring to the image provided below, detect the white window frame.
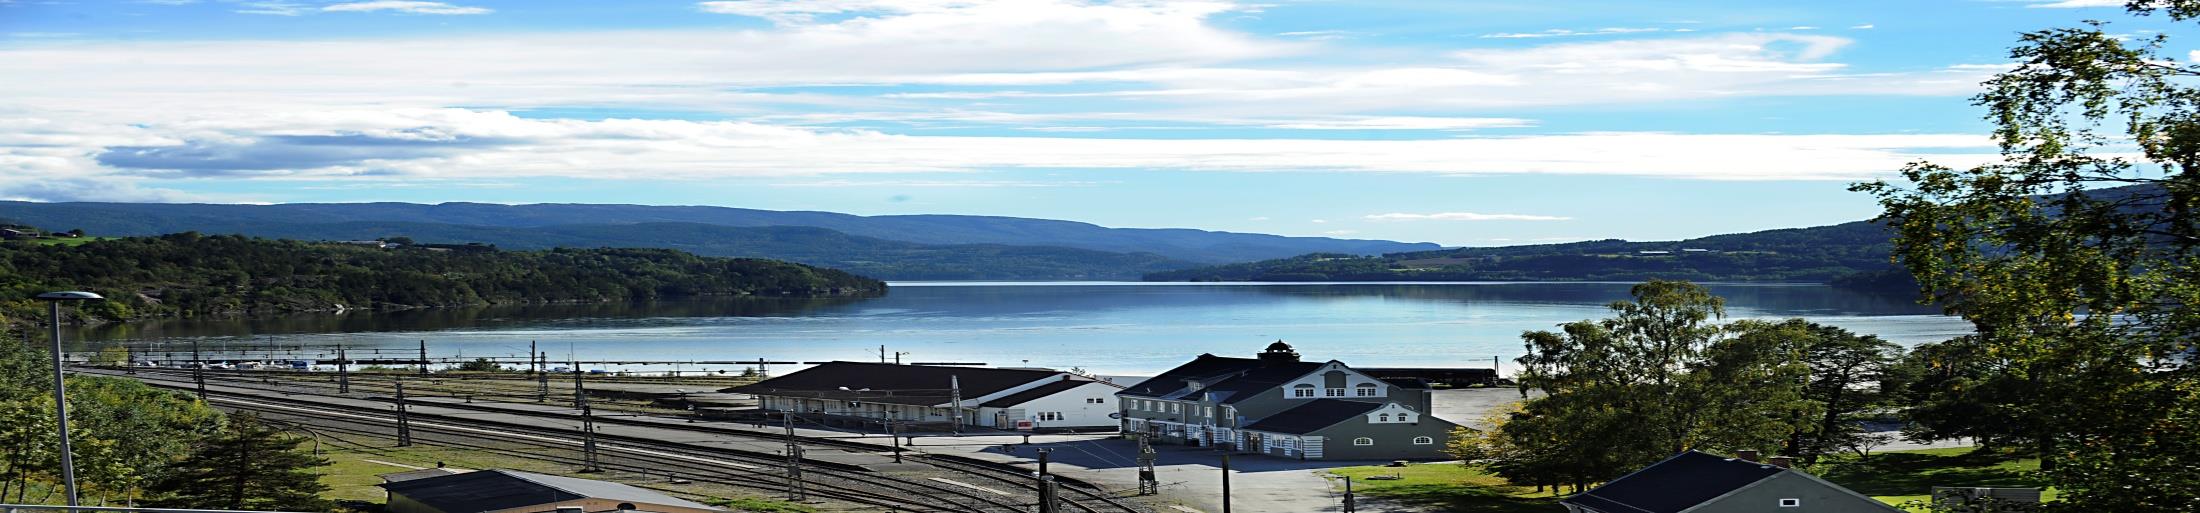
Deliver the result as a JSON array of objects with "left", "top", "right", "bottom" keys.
[
  {"left": 1353, "top": 437, "right": 1374, "bottom": 446},
  {"left": 1378, "top": 413, "right": 1390, "bottom": 422},
  {"left": 1292, "top": 385, "right": 1315, "bottom": 398},
  {"left": 1413, "top": 436, "right": 1434, "bottom": 445},
  {"left": 1355, "top": 384, "right": 1379, "bottom": 397},
  {"left": 1779, "top": 499, "right": 1801, "bottom": 508},
  {"left": 1169, "top": 403, "right": 1180, "bottom": 414},
  {"left": 1325, "top": 388, "right": 1345, "bottom": 397}
]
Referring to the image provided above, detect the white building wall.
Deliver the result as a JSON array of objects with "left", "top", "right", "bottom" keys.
[
  {"left": 984, "top": 381, "right": 1121, "bottom": 429},
  {"left": 1278, "top": 361, "right": 1390, "bottom": 400}
]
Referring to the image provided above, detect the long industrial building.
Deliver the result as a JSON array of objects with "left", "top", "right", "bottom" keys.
[{"left": 729, "top": 361, "right": 1121, "bottom": 431}]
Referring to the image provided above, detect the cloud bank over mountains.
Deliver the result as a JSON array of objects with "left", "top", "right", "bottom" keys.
[{"left": 0, "top": 0, "right": 2014, "bottom": 204}]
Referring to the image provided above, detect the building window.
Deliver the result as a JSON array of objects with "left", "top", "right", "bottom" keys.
[
  {"left": 1413, "top": 436, "right": 1434, "bottom": 445},
  {"left": 1356, "top": 383, "right": 1379, "bottom": 396},
  {"left": 1325, "top": 388, "right": 1345, "bottom": 397},
  {"left": 1039, "top": 412, "right": 1063, "bottom": 421},
  {"left": 1378, "top": 413, "right": 1390, "bottom": 422},
  {"left": 1353, "top": 437, "right": 1374, "bottom": 446},
  {"left": 1779, "top": 499, "right": 1801, "bottom": 508},
  {"left": 1169, "top": 403, "right": 1180, "bottom": 413},
  {"left": 1292, "top": 385, "right": 1315, "bottom": 397}
]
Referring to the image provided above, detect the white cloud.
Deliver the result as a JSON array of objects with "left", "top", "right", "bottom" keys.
[
  {"left": 1310, "top": 219, "right": 1329, "bottom": 224},
  {"left": 323, "top": 1, "right": 493, "bottom": 15},
  {"left": 2026, "top": 0, "right": 2125, "bottom": 7},
  {"left": 1276, "top": 30, "right": 1355, "bottom": 40},
  {"left": 1264, "top": 117, "right": 1533, "bottom": 130},
  {"left": 1365, "top": 212, "right": 1572, "bottom": 222},
  {"left": 1850, "top": 24, "right": 1875, "bottom": 29},
  {"left": 1789, "top": 26, "right": 1819, "bottom": 30},
  {"left": 1480, "top": 27, "right": 1663, "bottom": 39},
  {"left": 234, "top": 1, "right": 306, "bottom": 15},
  {"left": 0, "top": 107, "right": 2013, "bottom": 203}
]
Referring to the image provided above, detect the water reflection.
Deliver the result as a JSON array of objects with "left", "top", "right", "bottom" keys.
[{"left": 75, "top": 282, "right": 1970, "bottom": 374}]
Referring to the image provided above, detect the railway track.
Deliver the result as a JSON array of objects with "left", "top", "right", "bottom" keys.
[
  {"left": 87, "top": 367, "right": 1148, "bottom": 513},
  {"left": 227, "top": 394, "right": 1020, "bottom": 512}
]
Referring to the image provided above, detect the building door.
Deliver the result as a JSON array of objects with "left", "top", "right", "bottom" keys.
[{"left": 1303, "top": 437, "right": 1324, "bottom": 459}]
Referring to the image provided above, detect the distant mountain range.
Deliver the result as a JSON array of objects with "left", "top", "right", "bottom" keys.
[
  {"left": 0, "top": 201, "right": 1438, "bottom": 280},
  {"left": 1144, "top": 220, "right": 1907, "bottom": 286}
]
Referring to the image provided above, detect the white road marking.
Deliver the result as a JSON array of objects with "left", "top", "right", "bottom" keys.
[
  {"left": 928, "top": 477, "right": 1014, "bottom": 496},
  {"left": 213, "top": 397, "right": 760, "bottom": 470}
]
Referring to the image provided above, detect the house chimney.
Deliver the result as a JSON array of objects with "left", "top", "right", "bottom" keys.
[
  {"left": 1768, "top": 456, "right": 1793, "bottom": 469},
  {"left": 1736, "top": 450, "right": 1760, "bottom": 462}
]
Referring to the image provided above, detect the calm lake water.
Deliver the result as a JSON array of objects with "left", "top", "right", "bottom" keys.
[{"left": 77, "top": 282, "right": 1975, "bottom": 375}]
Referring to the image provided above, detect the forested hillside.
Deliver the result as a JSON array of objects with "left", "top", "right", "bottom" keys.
[
  {"left": 0, "top": 201, "right": 1437, "bottom": 266},
  {"left": 0, "top": 232, "right": 884, "bottom": 328},
  {"left": 224, "top": 221, "right": 1199, "bottom": 280},
  {"left": 1145, "top": 221, "right": 1904, "bottom": 284}
]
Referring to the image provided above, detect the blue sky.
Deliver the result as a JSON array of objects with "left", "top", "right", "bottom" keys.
[{"left": 0, "top": 0, "right": 2179, "bottom": 246}]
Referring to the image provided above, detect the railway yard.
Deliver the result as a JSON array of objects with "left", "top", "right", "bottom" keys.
[{"left": 74, "top": 366, "right": 1157, "bottom": 513}]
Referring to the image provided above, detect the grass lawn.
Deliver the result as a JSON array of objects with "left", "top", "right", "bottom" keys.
[
  {"left": 1329, "top": 463, "right": 1564, "bottom": 513},
  {"left": 1811, "top": 446, "right": 2055, "bottom": 508},
  {"left": 30, "top": 236, "right": 113, "bottom": 247}
]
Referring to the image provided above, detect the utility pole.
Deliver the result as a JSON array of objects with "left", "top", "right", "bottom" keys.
[
  {"left": 1038, "top": 475, "right": 1061, "bottom": 513},
  {"left": 537, "top": 351, "right": 550, "bottom": 402},
  {"left": 579, "top": 404, "right": 602, "bottom": 473},
  {"left": 417, "top": 340, "right": 429, "bottom": 374},
  {"left": 572, "top": 360, "right": 586, "bottom": 409},
  {"left": 394, "top": 378, "right": 413, "bottom": 447},
  {"left": 783, "top": 412, "right": 806, "bottom": 501},
  {"left": 879, "top": 345, "right": 886, "bottom": 363},
  {"left": 1221, "top": 453, "right": 1233, "bottom": 513},
  {"left": 1342, "top": 476, "right": 1356, "bottom": 512},
  {"left": 890, "top": 420, "right": 903, "bottom": 463},
  {"left": 337, "top": 345, "right": 350, "bottom": 394},
  {"left": 949, "top": 375, "right": 963, "bottom": 435},
  {"left": 191, "top": 340, "right": 207, "bottom": 400},
  {"left": 1136, "top": 433, "right": 1158, "bottom": 496}
]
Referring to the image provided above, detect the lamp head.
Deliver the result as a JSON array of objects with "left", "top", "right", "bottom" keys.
[{"left": 35, "top": 291, "right": 103, "bottom": 302}]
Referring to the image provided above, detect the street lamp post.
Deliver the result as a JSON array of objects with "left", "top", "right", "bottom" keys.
[{"left": 37, "top": 290, "right": 104, "bottom": 508}]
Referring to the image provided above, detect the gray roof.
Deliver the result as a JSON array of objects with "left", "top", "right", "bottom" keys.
[
  {"left": 727, "top": 361, "right": 1064, "bottom": 406},
  {"left": 380, "top": 469, "right": 719, "bottom": 513},
  {"left": 1238, "top": 399, "right": 1384, "bottom": 435},
  {"left": 1564, "top": 452, "right": 1781, "bottom": 513},
  {"left": 980, "top": 379, "right": 1109, "bottom": 408}
]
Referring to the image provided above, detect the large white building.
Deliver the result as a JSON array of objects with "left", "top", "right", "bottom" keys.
[{"left": 729, "top": 361, "right": 1121, "bottom": 431}]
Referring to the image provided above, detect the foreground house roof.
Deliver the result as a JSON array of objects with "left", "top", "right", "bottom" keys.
[
  {"left": 725, "top": 361, "right": 1070, "bottom": 406},
  {"left": 1564, "top": 451, "right": 1900, "bottom": 513},
  {"left": 1567, "top": 452, "right": 1782, "bottom": 513},
  {"left": 379, "top": 469, "right": 719, "bottom": 513}
]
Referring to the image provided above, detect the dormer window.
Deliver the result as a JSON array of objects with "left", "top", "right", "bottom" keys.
[
  {"left": 1187, "top": 381, "right": 1203, "bottom": 391},
  {"left": 1292, "top": 384, "right": 1316, "bottom": 398},
  {"left": 1355, "top": 383, "right": 1379, "bottom": 397}
]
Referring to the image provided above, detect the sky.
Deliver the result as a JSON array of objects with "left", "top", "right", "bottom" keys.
[{"left": 0, "top": 0, "right": 2183, "bottom": 246}]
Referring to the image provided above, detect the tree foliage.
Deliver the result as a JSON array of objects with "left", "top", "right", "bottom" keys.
[
  {"left": 1488, "top": 281, "right": 1815, "bottom": 492},
  {"left": 147, "top": 412, "right": 331, "bottom": 512},
  {"left": 1850, "top": 2, "right": 2200, "bottom": 510},
  {"left": 0, "top": 337, "right": 222, "bottom": 505}
]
